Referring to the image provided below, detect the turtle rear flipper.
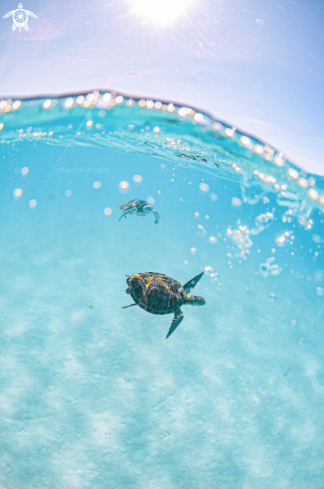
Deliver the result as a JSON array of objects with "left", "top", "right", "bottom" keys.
[
  {"left": 122, "top": 303, "right": 139, "bottom": 309},
  {"left": 166, "top": 309, "right": 184, "bottom": 339},
  {"left": 183, "top": 271, "right": 204, "bottom": 294},
  {"left": 153, "top": 211, "right": 161, "bottom": 224}
]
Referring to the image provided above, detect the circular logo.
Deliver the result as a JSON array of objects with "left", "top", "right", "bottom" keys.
[{"left": 13, "top": 8, "right": 28, "bottom": 28}]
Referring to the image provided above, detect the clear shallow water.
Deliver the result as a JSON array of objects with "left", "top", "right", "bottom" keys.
[{"left": 0, "top": 93, "right": 324, "bottom": 488}]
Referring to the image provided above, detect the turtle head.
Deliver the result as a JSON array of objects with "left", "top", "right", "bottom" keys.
[{"left": 185, "top": 295, "right": 205, "bottom": 306}]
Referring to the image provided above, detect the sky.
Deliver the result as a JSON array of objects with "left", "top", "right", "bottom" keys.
[{"left": 0, "top": 0, "right": 323, "bottom": 175}]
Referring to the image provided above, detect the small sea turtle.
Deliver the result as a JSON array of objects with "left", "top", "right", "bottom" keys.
[
  {"left": 118, "top": 199, "right": 160, "bottom": 224},
  {"left": 3, "top": 3, "right": 38, "bottom": 32},
  {"left": 122, "top": 271, "right": 205, "bottom": 339}
]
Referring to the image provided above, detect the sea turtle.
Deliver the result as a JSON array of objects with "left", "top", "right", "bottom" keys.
[
  {"left": 3, "top": 3, "right": 38, "bottom": 32},
  {"left": 118, "top": 199, "right": 160, "bottom": 224},
  {"left": 122, "top": 271, "right": 205, "bottom": 339}
]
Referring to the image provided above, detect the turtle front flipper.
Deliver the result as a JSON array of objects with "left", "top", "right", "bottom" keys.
[
  {"left": 152, "top": 211, "right": 161, "bottom": 224},
  {"left": 183, "top": 271, "right": 204, "bottom": 293},
  {"left": 118, "top": 211, "right": 131, "bottom": 222},
  {"left": 166, "top": 309, "right": 184, "bottom": 339}
]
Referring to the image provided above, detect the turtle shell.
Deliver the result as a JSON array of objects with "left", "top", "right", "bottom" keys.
[
  {"left": 127, "top": 272, "right": 185, "bottom": 315},
  {"left": 119, "top": 199, "right": 152, "bottom": 211}
]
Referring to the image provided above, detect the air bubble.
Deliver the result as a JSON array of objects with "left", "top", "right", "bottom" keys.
[
  {"left": 232, "top": 197, "right": 242, "bottom": 207},
  {"left": 197, "top": 224, "right": 206, "bottom": 237},
  {"left": 316, "top": 287, "right": 324, "bottom": 297},
  {"left": 199, "top": 183, "right": 209, "bottom": 192}
]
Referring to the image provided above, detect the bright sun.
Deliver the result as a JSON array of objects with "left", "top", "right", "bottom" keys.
[{"left": 130, "top": 0, "right": 194, "bottom": 27}]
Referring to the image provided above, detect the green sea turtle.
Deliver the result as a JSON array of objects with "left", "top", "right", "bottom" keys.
[
  {"left": 122, "top": 271, "right": 205, "bottom": 339},
  {"left": 118, "top": 199, "right": 160, "bottom": 224}
]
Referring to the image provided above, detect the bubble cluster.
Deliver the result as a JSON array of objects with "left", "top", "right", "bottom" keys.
[
  {"left": 279, "top": 194, "right": 313, "bottom": 228},
  {"left": 277, "top": 191, "right": 299, "bottom": 207},
  {"left": 240, "top": 176, "right": 266, "bottom": 204},
  {"left": 276, "top": 230, "right": 293, "bottom": 246},
  {"left": 204, "top": 266, "right": 219, "bottom": 282},
  {"left": 259, "top": 258, "right": 283, "bottom": 278},
  {"left": 298, "top": 216, "right": 314, "bottom": 230},
  {"left": 227, "top": 226, "right": 252, "bottom": 258},
  {"left": 250, "top": 212, "right": 274, "bottom": 236}
]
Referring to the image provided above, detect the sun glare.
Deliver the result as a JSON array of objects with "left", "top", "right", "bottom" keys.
[{"left": 130, "top": 0, "right": 193, "bottom": 26}]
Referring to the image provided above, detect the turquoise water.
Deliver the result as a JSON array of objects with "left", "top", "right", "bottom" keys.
[{"left": 0, "top": 93, "right": 324, "bottom": 488}]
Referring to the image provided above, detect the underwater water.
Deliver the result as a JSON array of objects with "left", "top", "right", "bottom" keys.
[{"left": 0, "top": 92, "right": 324, "bottom": 489}]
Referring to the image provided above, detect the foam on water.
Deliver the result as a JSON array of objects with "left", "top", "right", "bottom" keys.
[{"left": 0, "top": 92, "right": 324, "bottom": 488}]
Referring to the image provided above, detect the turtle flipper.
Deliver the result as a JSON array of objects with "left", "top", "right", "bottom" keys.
[
  {"left": 122, "top": 303, "right": 139, "bottom": 309},
  {"left": 118, "top": 209, "right": 134, "bottom": 222},
  {"left": 183, "top": 271, "right": 204, "bottom": 294},
  {"left": 118, "top": 212, "right": 127, "bottom": 222},
  {"left": 26, "top": 10, "right": 38, "bottom": 19},
  {"left": 152, "top": 211, "right": 161, "bottom": 224},
  {"left": 3, "top": 10, "right": 15, "bottom": 19},
  {"left": 166, "top": 309, "right": 184, "bottom": 339}
]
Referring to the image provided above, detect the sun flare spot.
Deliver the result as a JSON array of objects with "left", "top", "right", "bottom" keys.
[{"left": 130, "top": 0, "right": 194, "bottom": 26}]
